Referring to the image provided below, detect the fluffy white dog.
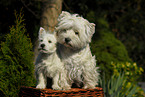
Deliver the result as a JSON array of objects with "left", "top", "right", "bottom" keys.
[
  {"left": 55, "top": 11, "right": 99, "bottom": 89},
  {"left": 35, "top": 27, "right": 70, "bottom": 90}
]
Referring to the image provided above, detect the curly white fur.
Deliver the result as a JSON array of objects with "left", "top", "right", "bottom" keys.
[
  {"left": 35, "top": 27, "right": 70, "bottom": 90},
  {"left": 56, "top": 11, "right": 99, "bottom": 89}
]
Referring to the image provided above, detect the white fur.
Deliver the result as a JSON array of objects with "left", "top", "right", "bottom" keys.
[
  {"left": 56, "top": 11, "right": 99, "bottom": 89},
  {"left": 35, "top": 27, "right": 70, "bottom": 90}
]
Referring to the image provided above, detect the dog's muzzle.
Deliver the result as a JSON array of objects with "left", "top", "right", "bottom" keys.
[
  {"left": 38, "top": 44, "right": 48, "bottom": 52},
  {"left": 65, "top": 38, "right": 71, "bottom": 43},
  {"left": 41, "top": 44, "right": 45, "bottom": 49}
]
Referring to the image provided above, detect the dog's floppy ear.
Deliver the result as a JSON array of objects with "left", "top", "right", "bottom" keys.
[
  {"left": 39, "top": 27, "right": 46, "bottom": 38},
  {"left": 85, "top": 22, "right": 95, "bottom": 43}
]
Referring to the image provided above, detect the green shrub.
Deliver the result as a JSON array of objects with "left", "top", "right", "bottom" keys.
[
  {"left": 0, "top": 11, "right": 35, "bottom": 97},
  {"left": 91, "top": 18, "right": 132, "bottom": 79}
]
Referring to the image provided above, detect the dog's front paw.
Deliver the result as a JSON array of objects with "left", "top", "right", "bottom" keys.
[
  {"left": 36, "top": 84, "right": 46, "bottom": 89},
  {"left": 52, "top": 85, "right": 62, "bottom": 90},
  {"left": 83, "top": 85, "right": 95, "bottom": 89},
  {"left": 62, "top": 85, "right": 71, "bottom": 90}
]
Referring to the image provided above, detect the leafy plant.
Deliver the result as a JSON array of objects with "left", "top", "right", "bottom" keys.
[
  {"left": 0, "top": 10, "right": 35, "bottom": 97},
  {"left": 111, "top": 62, "right": 144, "bottom": 96},
  {"left": 111, "top": 62, "right": 144, "bottom": 83},
  {"left": 100, "top": 73, "right": 139, "bottom": 97}
]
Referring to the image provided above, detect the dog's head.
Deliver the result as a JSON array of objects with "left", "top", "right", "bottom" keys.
[
  {"left": 55, "top": 11, "right": 95, "bottom": 50},
  {"left": 38, "top": 27, "right": 57, "bottom": 54}
]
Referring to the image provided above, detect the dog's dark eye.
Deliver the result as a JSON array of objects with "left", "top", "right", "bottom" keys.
[
  {"left": 40, "top": 40, "right": 43, "bottom": 42},
  {"left": 75, "top": 32, "right": 79, "bottom": 35},
  {"left": 62, "top": 29, "right": 67, "bottom": 32},
  {"left": 48, "top": 40, "right": 52, "bottom": 43}
]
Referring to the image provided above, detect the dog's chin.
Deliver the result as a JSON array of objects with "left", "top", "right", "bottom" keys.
[
  {"left": 38, "top": 49, "right": 49, "bottom": 54},
  {"left": 62, "top": 42, "right": 83, "bottom": 50},
  {"left": 63, "top": 43, "right": 73, "bottom": 48}
]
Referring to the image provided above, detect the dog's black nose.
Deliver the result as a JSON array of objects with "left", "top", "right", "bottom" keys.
[
  {"left": 41, "top": 44, "right": 45, "bottom": 48},
  {"left": 65, "top": 38, "right": 71, "bottom": 43}
]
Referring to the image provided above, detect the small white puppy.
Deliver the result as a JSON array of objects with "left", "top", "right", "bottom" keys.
[
  {"left": 35, "top": 27, "right": 70, "bottom": 90},
  {"left": 56, "top": 11, "right": 99, "bottom": 89}
]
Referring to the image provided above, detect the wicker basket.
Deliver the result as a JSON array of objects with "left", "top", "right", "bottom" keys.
[{"left": 19, "top": 86, "right": 104, "bottom": 97}]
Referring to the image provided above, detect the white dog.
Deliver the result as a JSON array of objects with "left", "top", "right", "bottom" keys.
[
  {"left": 55, "top": 11, "right": 99, "bottom": 89},
  {"left": 35, "top": 27, "right": 70, "bottom": 90}
]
